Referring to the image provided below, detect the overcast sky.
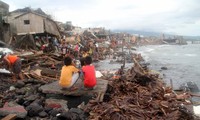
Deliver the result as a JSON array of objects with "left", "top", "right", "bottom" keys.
[{"left": 3, "top": 0, "right": 200, "bottom": 36}]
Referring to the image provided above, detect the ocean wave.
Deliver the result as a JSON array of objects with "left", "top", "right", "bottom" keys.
[
  {"left": 173, "top": 53, "right": 179, "bottom": 56},
  {"left": 145, "top": 48, "right": 155, "bottom": 52},
  {"left": 157, "top": 45, "right": 170, "bottom": 48},
  {"left": 139, "top": 53, "right": 150, "bottom": 61},
  {"left": 184, "top": 54, "right": 197, "bottom": 57}
]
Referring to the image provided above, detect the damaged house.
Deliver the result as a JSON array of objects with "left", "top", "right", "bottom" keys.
[
  {"left": 5, "top": 7, "right": 60, "bottom": 49},
  {"left": 0, "top": 1, "right": 10, "bottom": 44}
]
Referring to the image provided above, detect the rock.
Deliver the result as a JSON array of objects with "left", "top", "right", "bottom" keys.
[
  {"left": 9, "top": 86, "right": 16, "bottom": 91},
  {"left": 69, "top": 108, "right": 84, "bottom": 115},
  {"left": 38, "top": 111, "right": 48, "bottom": 118},
  {"left": 23, "top": 101, "right": 31, "bottom": 107},
  {"left": 26, "top": 102, "right": 43, "bottom": 117},
  {"left": 69, "top": 108, "right": 86, "bottom": 120},
  {"left": 4, "top": 93, "right": 16, "bottom": 101},
  {"left": 51, "top": 117, "right": 58, "bottom": 120},
  {"left": 44, "top": 106, "right": 53, "bottom": 113},
  {"left": 0, "top": 102, "right": 27, "bottom": 118},
  {"left": 15, "top": 95, "right": 25, "bottom": 105},
  {"left": 15, "top": 81, "right": 25, "bottom": 88},
  {"left": 15, "top": 88, "right": 26, "bottom": 95},
  {"left": 45, "top": 98, "right": 68, "bottom": 111},
  {"left": 179, "top": 82, "right": 200, "bottom": 92},
  {"left": 39, "top": 79, "right": 108, "bottom": 97},
  {"left": 24, "top": 94, "right": 39, "bottom": 102},
  {"left": 161, "top": 66, "right": 168, "bottom": 70},
  {"left": 33, "top": 97, "right": 45, "bottom": 106},
  {"left": 56, "top": 111, "right": 76, "bottom": 120},
  {"left": 49, "top": 109, "right": 60, "bottom": 117}
]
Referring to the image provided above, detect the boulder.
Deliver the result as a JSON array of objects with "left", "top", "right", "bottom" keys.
[
  {"left": 0, "top": 102, "right": 27, "bottom": 118},
  {"left": 45, "top": 98, "right": 68, "bottom": 111},
  {"left": 161, "top": 66, "right": 168, "bottom": 70},
  {"left": 26, "top": 102, "right": 43, "bottom": 117}
]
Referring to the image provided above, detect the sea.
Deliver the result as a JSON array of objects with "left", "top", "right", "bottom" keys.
[
  {"left": 136, "top": 43, "right": 200, "bottom": 90},
  {"left": 97, "top": 43, "right": 200, "bottom": 90}
]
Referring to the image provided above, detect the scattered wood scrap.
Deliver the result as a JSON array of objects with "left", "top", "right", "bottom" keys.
[
  {"left": 15, "top": 50, "right": 63, "bottom": 83},
  {"left": 85, "top": 59, "right": 195, "bottom": 120},
  {"left": 1, "top": 114, "right": 17, "bottom": 120}
]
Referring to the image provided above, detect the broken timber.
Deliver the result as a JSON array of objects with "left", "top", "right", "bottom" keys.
[
  {"left": 1, "top": 114, "right": 17, "bottom": 120},
  {"left": 39, "top": 79, "right": 108, "bottom": 101}
]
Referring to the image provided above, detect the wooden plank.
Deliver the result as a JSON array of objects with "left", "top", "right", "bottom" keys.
[
  {"left": 41, "top": 68, "right": 60, "bottom": 78},
  {"left": 95, "top": 92, "right": 105, "bottom": 102},
  {"left": 1, "top": 114, "right": 17, "bottom": 120},
  {"left": 31, "top": 67, "right": 60, "bottom": 78}
]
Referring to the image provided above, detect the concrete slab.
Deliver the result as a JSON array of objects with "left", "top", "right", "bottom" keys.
[{"left": 39, "top": 79, "right": 108, "bottom": 96}]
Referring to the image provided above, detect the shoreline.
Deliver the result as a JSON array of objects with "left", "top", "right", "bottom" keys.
[
  {"left": 0, "top": 40, "right": 199, "bottom": 119},
  {"left": 136, "top": 44, "right": 200, "bottom": 91}
]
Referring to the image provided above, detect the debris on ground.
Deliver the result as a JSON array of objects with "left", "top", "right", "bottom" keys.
[{"left": 85, "top": 58, "right": 199, "bottom": 120}]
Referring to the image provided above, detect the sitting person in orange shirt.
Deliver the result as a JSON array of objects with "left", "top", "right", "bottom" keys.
[
  {"left": 1, "top": 54, "right": 23, "bottom": 82},
  {"left": 82, "top": 56, "right": 97, "bottom": 90},
  {"left": 59, "top": 56, "right": 80, "bottom": 91}
]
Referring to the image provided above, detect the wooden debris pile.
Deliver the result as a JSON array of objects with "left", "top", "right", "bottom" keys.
[
  {"left": 85, "top": 59, "right": 196, "bottom": 120},
  {"left": 16, "top": 50, "right": 63, "bottom": 82}
]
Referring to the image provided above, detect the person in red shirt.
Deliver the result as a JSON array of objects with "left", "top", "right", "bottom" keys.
[
  {"left": 1, "top": 54, "right": 23, "bottom": 82},
  {"left": 82, "top": 56, "right": 96, "bottom": 89}
]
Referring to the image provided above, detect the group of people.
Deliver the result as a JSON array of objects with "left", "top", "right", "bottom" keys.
[
  {"left": 58, "top": 40, "right": 98, "bottom": 91},
  {"left": 0, "top": 49, "right": 97, "bottom": 92},
  {"left": 0, "top": 35, "right": 98, "bottom": 91},
  {"left": 59, "top": 55, "right": 96, "bottom": 91}
]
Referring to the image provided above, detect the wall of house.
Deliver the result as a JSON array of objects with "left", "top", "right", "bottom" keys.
[
  {"left": 13, "top": 13, "right": 44, "bottom": 35},
  {"left": 0, "top": 1, "right": 9, "bottom": 16},
  {"left": 44, "top": 18, "right": 60, "bottom": 37}
]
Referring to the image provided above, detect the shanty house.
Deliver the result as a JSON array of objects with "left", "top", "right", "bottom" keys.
[
  {"left": 6, "top": 9, "right": 60, "bottom": 37},
  {"left": 0, "top": 1, "right": 10, "bottom": 43}
]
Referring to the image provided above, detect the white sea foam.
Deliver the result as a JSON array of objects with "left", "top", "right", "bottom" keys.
[{"left": 146, "top": 48, "right": 155, "bottom": 52}]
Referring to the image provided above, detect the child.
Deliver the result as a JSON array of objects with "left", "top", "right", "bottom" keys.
[
  {"left": 60, "top": 40, "right": 67, "bottom": 57},
  {"left": 59, "top": 56, "right": 79, "bottom": 90},
  {"left": 1, "top": 54, "right": 23, "bottom": 82},
  {"left": 82, "top": 56, "right": 97, "bottom": 89}
]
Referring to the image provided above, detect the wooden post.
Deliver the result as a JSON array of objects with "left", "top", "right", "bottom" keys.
[{"left": 170, "top": 79, "right": 173, "bottom": 90}]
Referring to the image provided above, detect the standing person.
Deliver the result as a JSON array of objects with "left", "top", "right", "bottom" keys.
[
  {"left": 82, "top": 56, "right": 97, "bottom": 89},
  {"left": 1, "top": 54, "right": 23, "bottom": 82},
  {"left": 60, "top": 40, "right": 67, "bottom": 57},
  {"left": 53, "top": 37, "right": 59, "bottom": 52},
  {"left": 74, "top": 43, "right": 79, "bottom": 58},
  {"left": 94, "top": 42, "right": 99, "bottom": 61},
  {"left": 59, "top": 56, "right": 79, "bottom": 91},
  {"left": 82, "top": 48, "right": 89, "bottom": 58}
]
